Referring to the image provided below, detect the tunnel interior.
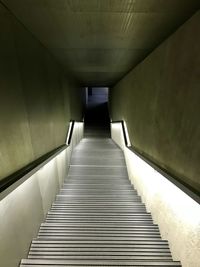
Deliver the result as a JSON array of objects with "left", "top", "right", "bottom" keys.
[{"left": 0, "top": 1, "right": 200, "bottom": 267}]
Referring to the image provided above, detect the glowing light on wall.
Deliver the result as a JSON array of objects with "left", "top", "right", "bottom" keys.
[
  {"left": 123, "top": 121, "right": 131, "bottom": 147},
  {"left": 66, "top": 121, "right": 73, "bottom": 145},
  {"left": 111, "top": 123, "right": 125, "bottom": 150}
]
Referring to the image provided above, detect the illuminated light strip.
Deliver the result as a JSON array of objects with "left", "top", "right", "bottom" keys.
[
  {"left": 66, "top": 121, "right": 73, "bottom": 145},
  {"left": 123, "top": 121, "right": 131, "bottom": 147}
]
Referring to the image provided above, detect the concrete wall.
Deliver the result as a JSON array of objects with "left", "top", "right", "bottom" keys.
[
  {"left": 0, "top": 122, "right": 84, "bottom": 267},
  {"left": 110, "top": 11, "right": 200, "bottom": 194},
  {"left": 111, "top": 122, "right": 200, "bottom": 267},
  {"left": 0, "top": 3, "right": 83, "bottom": 181}
]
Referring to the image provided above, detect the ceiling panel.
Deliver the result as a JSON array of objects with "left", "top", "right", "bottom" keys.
[{"left": 2, "top": 0, "right": 199, "bottom": 86}]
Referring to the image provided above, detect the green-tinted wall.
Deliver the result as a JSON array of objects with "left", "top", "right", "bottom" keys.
[
  {"left": 111, "top": 11, "right": 200, "bottom": 193},
  {"left": 0, "top": 4, "right": 83, "bottom": 180}
]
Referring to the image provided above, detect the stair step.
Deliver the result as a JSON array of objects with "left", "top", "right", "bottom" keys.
[
  {"left": 46, "top": 221, "right": 153, "bottom": 225},
  {"left": 56, "top": 196, "right": 141, "bottom": 199},
  {"left": 31, "top": 244, "right": 170, "bottom": 249},
  {"left": 37, "top": 233, "right": 162, "bottom": 238},
  {"left": 30, "top": 248, "right": 171, "bottom": 253},
  {"left": 20, "top": 259, "right": 181, "bottom": 266},
  {"left": 63, "top": 186, "right": 133, "bottom": 190},
  {"left": 50, "top": 207, "right": 147, "bottom": 210},
  {"left": 46, "top": 213, "right": 150, "bottom": 217},
  {"left": 38, "top": 232, "right": 161, "bottom": 237},
  {"left": 32, "top": 239, "right": 169, "bottom": 244},
  {"left": 27, "top": 255, "right": 173, "bottom": 260},
  {"left": 40, "top": 223, "right": 159, "bottom": 229},
  {"left": 59, "top": 189, "right": 137, "bottom": 192},
  {"left": 52, "top": 203, "right": 145, "bottom": 206}
]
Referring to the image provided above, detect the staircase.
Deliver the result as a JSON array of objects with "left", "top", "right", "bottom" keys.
[{"left": 20, "top": 135, "right": 181, "bottom": 266}]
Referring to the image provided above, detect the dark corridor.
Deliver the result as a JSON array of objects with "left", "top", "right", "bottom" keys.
[{"left": 84, "top": 87, "right": 110, "bottom": 137}]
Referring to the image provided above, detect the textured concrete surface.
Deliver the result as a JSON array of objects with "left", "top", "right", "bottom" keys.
[
  {"left": 2, "top": 0, "right": 199, "bottom": 85},
  {"left": 111, "top": 123, "right": 200, "bottom": 267},
  {"left": 0, "top": 122, "right": 84, "bottom": 267},
  {"left": 0, "top": 3, "right": 83, "bottom": 180},
  {"left": 111, "top": 12, "right": 200, "bottom": 193}
]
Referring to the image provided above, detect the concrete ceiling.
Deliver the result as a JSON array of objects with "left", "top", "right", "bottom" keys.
[{"left": 2, "top": 0, "right": 199, "bottom": 86}]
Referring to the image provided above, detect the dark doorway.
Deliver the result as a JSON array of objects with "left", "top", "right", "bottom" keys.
[{"left": 84, "top": 87, "right": 110, "bottom": 137}]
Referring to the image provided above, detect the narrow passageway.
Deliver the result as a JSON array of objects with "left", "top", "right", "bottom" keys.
[
  {"left": 20, "top": 97, "right": 181, "bottom": 266},
  {"left": 0, "top": 2, "right": 199, "bottom": 266},
  {"left": 84, "top": 87, "right": 110, "bottom": 138}
]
